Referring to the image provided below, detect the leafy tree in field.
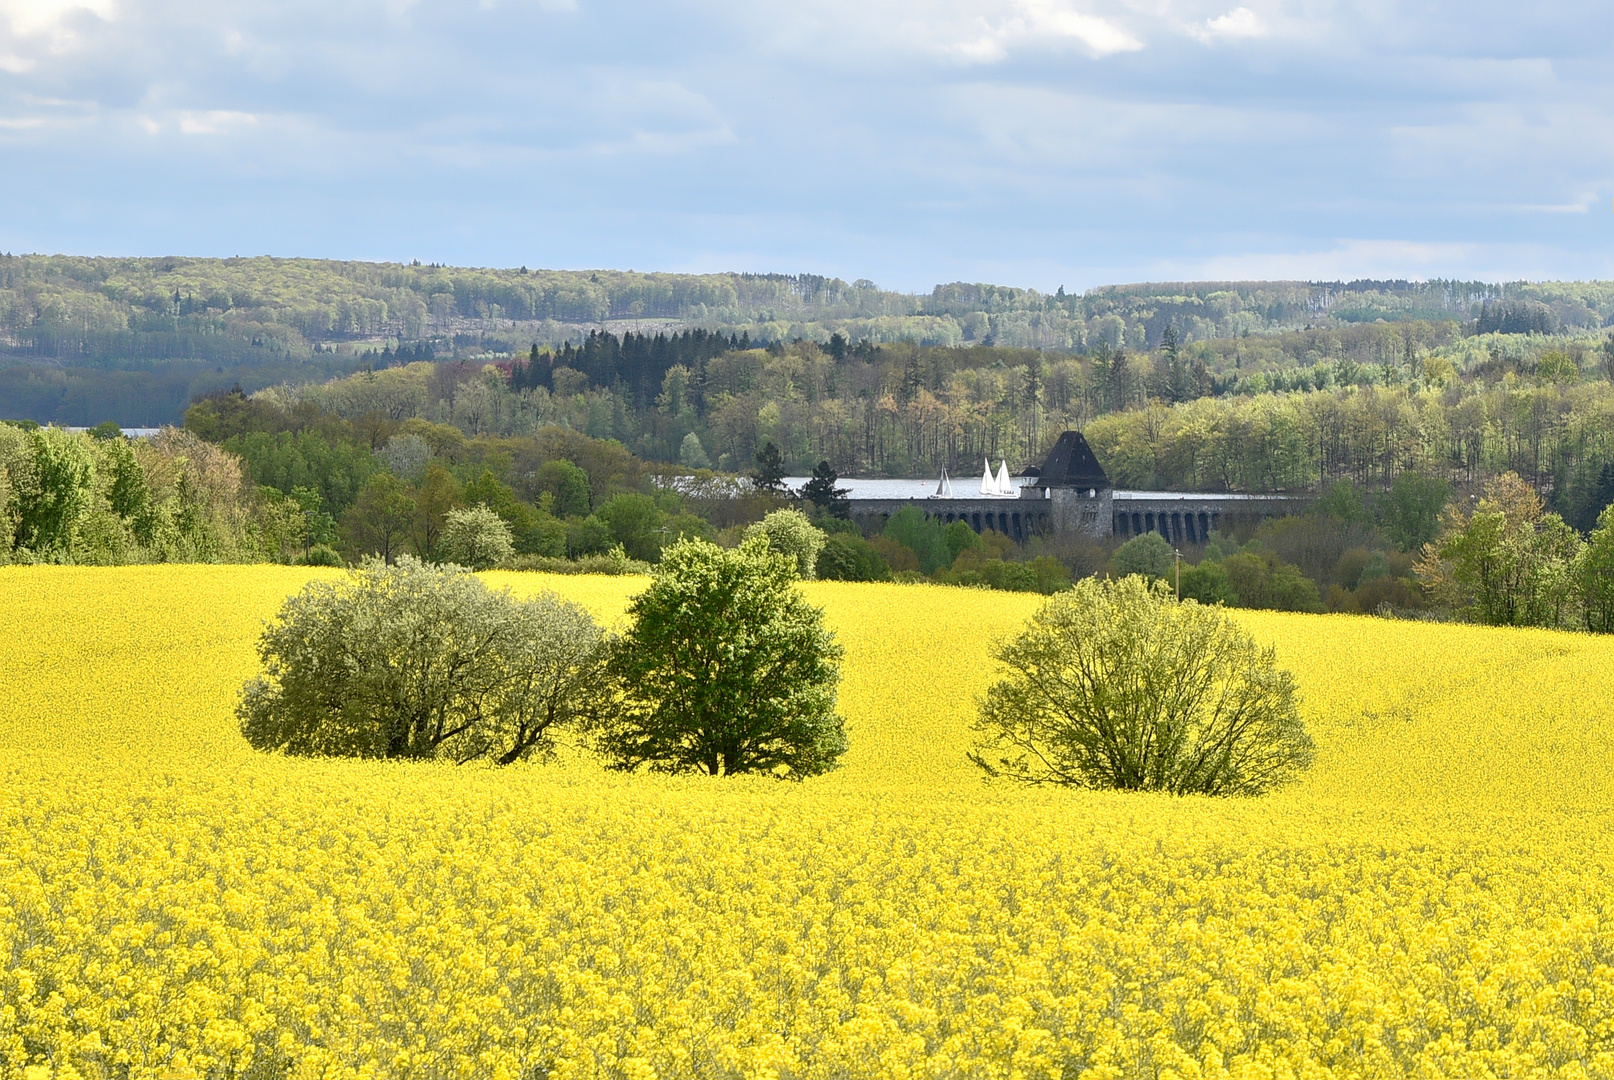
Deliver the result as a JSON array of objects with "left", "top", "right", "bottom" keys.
[
  {"left": 745, "top": 508, "right": 826, "bottom": 579},
  {"left": 1379, "top": 472, "right": 1450, "bottom": 551},
  {"left": 440, "top": 504, "right": 516, "bottom": 569},
  {"left": 595, "top": 492, "right": 666, "bottom": 562},
  {"left": 1577, "top": 505, "right": 1614, "bottom": 633},
  {"left": 750, "top": 441, "right": 787, "bottom": 496},
  {"left": 800, "top": 460, "right": 849, "bottom": 518},
  {"left": 88, "top": 421, "right": 123, "bottom": 441},
  {"left": 102, "top": 437, "right": 149, "bottom": 523},
  {"left": 1111, "top": 531, "right": 1173, "bottom": 580},
  {"left": 815, "top": 531, "right": 891, "bottom": 581},
  {"left": 970, "top": 575, "right": 1313, "bottom": 795},
  {"left": 1220, "top": 551, "right": 1324, "bottom": 612},
  {"left": 1177, "top": 559, "right": 1234, "bottom": 605},
  {"left": 566, "top": 515, "right": 615, "bottom": 558},
  {"left": 1419, "top": 472, "right": 1583, "bottom": 627},
  {"left": 8, "top": 426, "right": 95, "bottom": 556},
  {"left": 239, "top": 557, "right": 608, "bottom": 765},
  {"left": 597, "top": 537, "right": 846, "bottom": 778},
  {"left": 342, "top": 472, "right": 416, "bottom": 564}
]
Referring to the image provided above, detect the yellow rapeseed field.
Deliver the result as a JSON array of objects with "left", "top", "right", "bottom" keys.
[{"left": 4, "top": 565, "right": 1614, "bottom": 1080}]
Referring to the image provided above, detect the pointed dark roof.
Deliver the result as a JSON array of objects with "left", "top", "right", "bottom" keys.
[{"left": 1035, "top": 431, "right": 1110, "bottom": 489}]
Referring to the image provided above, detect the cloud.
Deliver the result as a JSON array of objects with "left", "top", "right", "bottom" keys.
[
  {"left": 944, "top": 1, "right": 1144, "bottom": 61},
  {"left": 176, "top": 109, "right": 257, "bottom": 135},
  {"left": 1188, "top": 6, "right": 1265, "bottom": 43},
  {"left": 0, "top": 0, "right": 116, "bottom": 37},
  {"left": 0, "top": 0, "right": 1610, "bottom": 289}
]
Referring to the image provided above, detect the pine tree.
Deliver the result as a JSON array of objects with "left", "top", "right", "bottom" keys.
[{"left": 751, "top": 442, "right": 787, "bottom": 496}]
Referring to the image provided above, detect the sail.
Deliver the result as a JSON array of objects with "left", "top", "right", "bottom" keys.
[
  {"left": 935, "top": 468, "right": 953, "bottom": 498},
  {"left": 981, "top": 459, "right": 996, "bottom": 496},
  {"left": 996, "top": 460, "right": 1013, "bottom": 495}
]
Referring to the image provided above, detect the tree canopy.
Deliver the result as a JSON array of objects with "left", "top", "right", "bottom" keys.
[
  {"left": 239, "top": 557, "right": 608, "bottom": 764},
  {"left": 596, "top": 536, "right": 846, "bottom": 778},
  {"left": 971, "top": 575, "right": 1313, "bottom": 796}
]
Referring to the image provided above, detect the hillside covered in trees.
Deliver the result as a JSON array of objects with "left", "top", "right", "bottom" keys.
[{"left": 4, "top": 254, "right": 1613, "bottom": 426}]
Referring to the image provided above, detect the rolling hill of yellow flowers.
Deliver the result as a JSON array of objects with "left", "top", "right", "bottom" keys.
[{"left": 4, "top": 565, "right": 1614, "bottom": 1080}]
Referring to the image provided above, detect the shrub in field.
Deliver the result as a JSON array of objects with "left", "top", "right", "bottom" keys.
[
  {"left": 816, "top": 531, "right": 891, "bottom": 581},
  {"left": 970, "top": 574, "right": 1313, "bottom": 795},
  {"left": 744, "top": 507, "right": 826, "bottom": 579},
  {"left": 1111, "top": 531, "right": 1173, "bottom": 580},
  {"left": 239, "top": 556, "right": 608, "bottom": 764},
  {"left": 597, "top": 536, "right": 846, "bottom": 778},
  {"left": 439, "top": 503, "right": 516, "bottom": 569}
]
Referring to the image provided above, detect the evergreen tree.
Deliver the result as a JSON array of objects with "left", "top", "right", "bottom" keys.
[
  {"left": 800, "top": 460, "right": 850, "bottom": 518},
  {"left": 751, "top": 442, "right": 787, "bottom": 496}
]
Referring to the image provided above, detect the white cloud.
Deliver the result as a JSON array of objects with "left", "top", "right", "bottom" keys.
[
  {"left": 962, "top": 0, "right": 1143, "bottom": 59},
  {"left": 177, "top": 109, "right": 258, "bottom": 135},
  {"left": 1188, "top": 5, "right": 1264, "bottom": 43},
  {"left": 0, "top": 0, "right": 1611, "bottom": 287},
  {"left": 0, "top": 0, "right": 115, "bottom": 37}
]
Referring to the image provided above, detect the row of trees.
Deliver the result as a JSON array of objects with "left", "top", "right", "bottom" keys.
[
  {"left": 244, "top": 547, "right": 1313, "bottom": 799},
  {"left": 19, "top": 256, "right": 1605, "bottom": 365},
  {"left": 1418, "top": 473, "right": 1614, "bottom": 632},
  {"left": 257, "top": 332, "right": 1614, "bottom": 509},
  {"left": 241, "top": 539, "right": 848, "bottom": 779},
  {"left": 0, "top": 421, "right": 286, "bottom": 564}
]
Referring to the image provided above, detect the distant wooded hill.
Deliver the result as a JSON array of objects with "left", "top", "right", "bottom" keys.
[{"left": 2, "top": 253, "right": 1612, "bottom": 425}]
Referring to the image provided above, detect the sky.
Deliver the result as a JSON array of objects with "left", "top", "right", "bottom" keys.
[{"left": 1, "top": 0, "right": 1611, "bottom": 292}]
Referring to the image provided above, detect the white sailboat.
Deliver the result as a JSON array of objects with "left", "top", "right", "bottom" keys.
[
  {"left": 995, "top": 460, "right": 1014, "bottom": 496},
  {"left": 934, "top": 467, "right": 953, "bottom": 498},
  {"left": 980, "top": 459, "right": 997, "bottom": 496}
]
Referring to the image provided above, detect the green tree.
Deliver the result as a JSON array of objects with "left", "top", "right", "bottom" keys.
[
  {"left": 597, "top": 537, "right": 846, "bottom": 778},
  {"left": 815, "top": 531, "right": 891, "bottom": 581},
  {"left": 1317, "top": 480, "right": 1372, "bottom": 526},
  {"left": 238, "top": 557, "right": 608, "bottom": 765},
  {"left": 1219, "top": 551, "right": 1324, "bottom": 612},
  {"left": 1379, "top": 472, "right": 1450, "bottom": 551},
  {"left": 943, "top": 520, "right": 984, "bottom": 563},
  {"left": 100, "top": 435, "right": 150, "bottom": 523},
  {"left": 440, "top": 504, "right": 516, "bottom": 569},
  {"left": 1177, "top": 559, "right": 1234, "bottom": 605},
  {"left": 595, "top": 492, "right": 667, "bottom": 562},
  {"left": 883, "top": 506, "right": 952, "bottom": 574},
  {"left": 537, "top": 459, "right": 592, "bottom": 518},
  {"left": 970, "top": 575, "right": 1313, "bottom": 795},
  {"left": 800, "top": 460, "right": 849, "bottom": 518},
  {"left": 566, "top": 515, "right": 615, "bottom": 558},
  {"left": 745, "top": 508, "right": 826, "bottom": 579},
  {"left": 1420, "top": 472, "right": 1583, "bottom": 627},
  {"left": 1581, "top": 504, "right": 1614, "bottom": 633},
  {"left": 750, "top": 441, "right": 787, "bottom": 496},
  {"left": 678, "top": 432, "right": 712, "bottom": 470},
  {"left": 1111, "top": 531, "right": 1173, "bottom": 579},
  {"left": 410, "top": 464, "right": 463, "bottom": 559},
  {"left": 14, "top": 427, "right": 96, "bottom": 555},
  {"left": 341, "top": 472, "right": 416, "bottom": 564}
]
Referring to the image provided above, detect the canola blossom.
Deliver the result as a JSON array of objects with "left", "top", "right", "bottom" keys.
[{"left": 3, "top": 565, "right": 1614, "bottom": 1079}]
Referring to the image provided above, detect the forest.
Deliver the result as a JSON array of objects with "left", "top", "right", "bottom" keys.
[{"left": 3, "top": 253, "right": 1612, "bottom": 425}]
